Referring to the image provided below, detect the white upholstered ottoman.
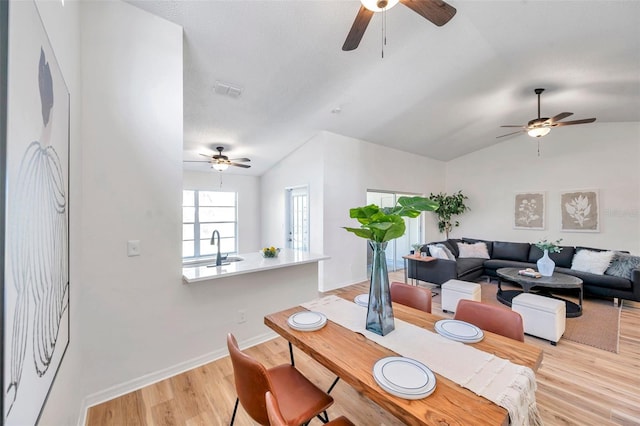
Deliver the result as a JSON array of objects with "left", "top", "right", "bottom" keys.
[
  {"left": 441, "top": 279, "right": 481, "bottom": 313},
  {"left": 512, "top": 293, "right": 566, "bottom": 345}
]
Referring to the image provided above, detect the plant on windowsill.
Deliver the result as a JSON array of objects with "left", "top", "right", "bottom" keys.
[{"left": 343, "top": 196, "right": 439, "bottom": 336}]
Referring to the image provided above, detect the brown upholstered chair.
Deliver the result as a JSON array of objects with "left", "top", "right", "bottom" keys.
[
  {"left": 390, "top": 281, "right": 432, "bottom": 313},
  {"left": 226, "top": 333, "right": 334, "bottom": 425},
  {"left": 265, "top": 391, "right": 355, "bottom": 426},
  {"left": 453, "top": 299, "right": 525, "bottom": 342}
]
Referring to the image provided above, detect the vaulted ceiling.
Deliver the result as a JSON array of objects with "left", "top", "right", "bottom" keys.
[{"left": 127, "top": 0, "right": 640, "bottom": 175}]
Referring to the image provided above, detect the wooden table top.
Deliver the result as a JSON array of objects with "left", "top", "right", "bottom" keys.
[
  {"left": 402, "top": 254, "right": 436, "bottom": 263},
  {"left": 264, "top": 287, "right": 543, "bottom": 426}
]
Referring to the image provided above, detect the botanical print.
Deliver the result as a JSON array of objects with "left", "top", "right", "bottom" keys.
[
  {"left": 4, "top": 2, "right": 70, "bottom": 425},
  {"left": 561, "top": 190, "right": 599, "bottom": 232},
  {"left": 514, "top": 192, "right": 545, "bottom": 230}
]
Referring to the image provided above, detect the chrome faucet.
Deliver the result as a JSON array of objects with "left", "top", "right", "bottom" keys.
[{"left": 210, "top": 229, "right": 222, "bottom": 266}]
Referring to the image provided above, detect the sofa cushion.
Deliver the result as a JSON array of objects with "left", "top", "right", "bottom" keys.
[
  {"left": 571, "top": 249, "right": 614, "bottom": 275},
  {"left": 446, "top": 239, "right": 462, "bottom": 258},
  {"left": 462, "top": 238, "right": 493, "bottom": 257},
  {"left": 427, "top": 244, "right": 450, "bottom": 260},
  {"left": 528, "top": 245, "right": 575, "bottom": 268},
  {"left": 492, "top": 241, "right": 531, "bottom": 262},
  {"left": 483, "top": 259, "right": 535, "bottom": 273},
  {"left": 456, "top": 257, "right": 485, "bottom": 276},
  {"left": 457, "top": 242, "right": 490, "bottom": 259},
  {"left": 605, "top": 252, "right": 640, "bottom": 280},
  {"left": 555, "top": 267, "right": 632, "bottom": 290}
]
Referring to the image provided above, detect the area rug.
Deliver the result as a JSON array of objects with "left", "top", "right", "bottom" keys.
[{"left": 476, "top": 282, "right": 622, "bottom": 353}]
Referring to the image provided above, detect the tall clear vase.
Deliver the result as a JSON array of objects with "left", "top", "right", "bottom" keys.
[
  {"left": 537, "top": 249, "right": 555, "bottom": 276},
  {"left": 366, "top": 240, "right": 395, "bottom": 336}
]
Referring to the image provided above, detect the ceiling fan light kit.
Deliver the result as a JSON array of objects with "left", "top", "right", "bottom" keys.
[
  {"left": 361, "top": 0, "right": 399, "bottom": 12},
  {"left": 497, "top": 88, "right": 596, "bottom": 139},
  {"left": 183, "top": 146, "right": 251, "bottom": 171}
]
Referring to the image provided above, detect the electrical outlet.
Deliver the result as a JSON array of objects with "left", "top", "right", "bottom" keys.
[{"left": 236, "top": 309, "right": 247, "bottom": 324}]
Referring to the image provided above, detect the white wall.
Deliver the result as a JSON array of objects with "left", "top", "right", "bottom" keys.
[
  {"left": 183, "top": 171, "right": 261, "bottom": 253},
  {"left": 262, "top": 131, "right": 447, "bottom": 291},
  {"left": 446, "top": 122, "right": 640, "bottom": 253}
]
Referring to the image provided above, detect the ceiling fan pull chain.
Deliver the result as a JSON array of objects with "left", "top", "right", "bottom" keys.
[
  {"left": 537, "top": 139, "right": 540, "bottom": 157},
  {"left": 381, "top": 8, "right": 385, "bottom": 58}
]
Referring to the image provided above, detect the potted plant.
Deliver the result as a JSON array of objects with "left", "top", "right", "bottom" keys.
[
  {"left": 344, "top": 196, "right": 439, "bottom": 335},
  {"left": 534, "top": 238, "right": 563, "bottom": 276},
  {"left": 428, "top": 191, "right": 469, "bottom": 239},
  {"left": 411, "top": 243, "right": 423, "bottom": 255}
]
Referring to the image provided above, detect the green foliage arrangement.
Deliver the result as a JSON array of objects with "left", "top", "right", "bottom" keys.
[
  {"left": 344, "top": 196, "right": 439, "bottom": 243},
  {"left": 428, "top": 191, "right": 470, "bottom": 239},
  {"left": 535, "top": 238, "right": 563, "bottom": 253}
]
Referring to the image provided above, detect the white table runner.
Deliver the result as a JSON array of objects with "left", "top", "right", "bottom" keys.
[{"left": 301, "top": 295, "right": 542, "bottom": 426}]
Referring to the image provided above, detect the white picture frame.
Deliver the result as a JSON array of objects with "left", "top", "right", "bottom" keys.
[
  {"left": 560, "top": 189, "right": 599, "bottom": 232},
  {"left": 514, "top": 191, "right": 545, "bottom": 230}
]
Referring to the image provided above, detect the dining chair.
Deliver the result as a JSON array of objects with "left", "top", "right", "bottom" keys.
[
  {"left": 265, "top": 391, "right": 355, "bottom": 426},
  {"left": 226, "top": 333, "right": 334, "bottom": 426},
  {"left": 453, "top": 299, "right": 525, "bottom": 342},
  {"left": 390, "top": 281, "right": 432, "bottom": 313}
]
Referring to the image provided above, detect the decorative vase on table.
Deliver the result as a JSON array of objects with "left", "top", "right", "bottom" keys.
[
  {"left": 367, "top": 241, "right": 395, "bottom": 336},
  {"left": 537, "top": 249, "right": 555, "bottom": 276}
]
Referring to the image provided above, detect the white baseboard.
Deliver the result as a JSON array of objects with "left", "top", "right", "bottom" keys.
[{"left": 76, "top": 331, "right": 278, "bottom": 426}]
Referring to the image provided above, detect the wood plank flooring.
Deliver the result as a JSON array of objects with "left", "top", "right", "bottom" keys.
[{"left": 86, "top": 271, "right": 640, "bottom": 426}]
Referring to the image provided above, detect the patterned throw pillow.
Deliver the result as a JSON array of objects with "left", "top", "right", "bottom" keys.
[
  {"left": 605, "top": 252, "right": 640, "bottom": 280},
  {"left": 427, "top": 245, "right": 449, "bottom": 260},
  {"left": 571, "top": 249, "right": 614, "bottom": 275},
  {"left": 457, "top": 242, "right": 490, "bottom": 259}
]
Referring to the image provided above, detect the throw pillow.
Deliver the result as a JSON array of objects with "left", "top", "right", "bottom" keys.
[
  {"left": 457, "top": 242, "right": 490, "bottom": 259},
  {"left": 435, "top": 243, "right": 456, "bottom": 260},
  {"left": 571, "top": 249, "right": 615, "bottom": 275},
  {"left": 605, "top": 252, "right": 640, "bottom": 280},
  {"left": 427, "top": 245, "right": 449, "bottom": 260}
]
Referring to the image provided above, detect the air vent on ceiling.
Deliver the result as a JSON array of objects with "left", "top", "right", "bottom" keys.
[{"left": 214, "top": 80, "right": 243, "bottom": 98}]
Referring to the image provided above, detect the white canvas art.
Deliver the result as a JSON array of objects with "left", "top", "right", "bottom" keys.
[
  {"left": 3, "top": 2, "right": 70, "bottom": 424},
  {"left": 514, "top": 192, "right": 545, "bottom": 230},
  {"left": 561, "top": 190, "right": 599, "bottom": 232}
]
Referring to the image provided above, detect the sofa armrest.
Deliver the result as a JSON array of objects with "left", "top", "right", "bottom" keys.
[
  {"left": 407, "top": 258, "right": 458, "bottom": 285},
  {"left": 631, "top": 268, "right": 640, "bottom": 301}
]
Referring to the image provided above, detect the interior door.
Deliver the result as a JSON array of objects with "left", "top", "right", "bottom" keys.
[{"left": 286, "top": 186, "right": 309, "bottom": 251}]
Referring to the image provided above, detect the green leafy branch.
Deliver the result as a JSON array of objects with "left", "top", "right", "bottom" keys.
[{"left": 343, "top": 196, "right": 439, "bottom": 243}]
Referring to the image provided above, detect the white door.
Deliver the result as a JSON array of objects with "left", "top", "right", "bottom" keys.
[{"left": 286, "top": 186, "right": 309, "bottom": 251}]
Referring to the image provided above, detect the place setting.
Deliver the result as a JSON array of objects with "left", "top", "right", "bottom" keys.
[
  {"left": 434, "top": 319, "right": 484, "bottom": 343},
  {"left": 353, "top": 293, "right": 369, "bottom": 307},
  {"left": 372, "top": 356, "right": 437, "bottom": 400},
  {"left": 287, "top": 311, "right": 327, "bottom": 332}
]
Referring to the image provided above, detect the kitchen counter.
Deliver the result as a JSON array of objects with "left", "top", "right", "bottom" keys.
[{"left": 182, "top": 248, "right": 329, "bottom": 284}]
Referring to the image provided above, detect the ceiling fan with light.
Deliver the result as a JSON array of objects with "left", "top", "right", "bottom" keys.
[
  {"left": 342, "top": 0, "right": 457, "bottom": 51},
  {"left": 497, "top": 88, "right": 596, "bottom": 139},
  {"left": 184, "top": 146, "right": 251, "bottom": 171}
]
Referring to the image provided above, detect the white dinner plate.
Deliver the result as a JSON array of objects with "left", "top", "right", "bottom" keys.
[
  {"left": 354, "top": 293, "right": 369, "bottom": 307},
  {"left": 373, "top": 357, "right": 436, "bottom": 399},
  {"left": 435, "top": 319, "right": 484, "bottom": 343},
  {"left": 287, "top": 311, "right": 327, "bottom": 332}
]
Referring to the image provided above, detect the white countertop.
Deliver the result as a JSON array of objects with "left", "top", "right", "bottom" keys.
[{"left": 182, "top": 249, "right": 329, "bottom": 284}]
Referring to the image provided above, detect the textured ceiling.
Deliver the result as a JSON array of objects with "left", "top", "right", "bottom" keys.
[{"left": 127, "top": 0, "right": 640, "bottom": 175}]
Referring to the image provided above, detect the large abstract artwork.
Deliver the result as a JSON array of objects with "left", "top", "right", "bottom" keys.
[
  {"left": 561, "top": 189, "right": 599, "bottom": 232},
  {"left": 3, "top": 2, "right": 70, "bottom": 425}
]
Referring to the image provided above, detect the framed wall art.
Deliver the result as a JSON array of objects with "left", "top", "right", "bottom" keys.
[
  {"left": 560, "top": 189, "right": 599, "bottom": 232},
  {"left": 513, "top": 192, "right": 545, "bottom": 230},
  {"left": 3, "top": 2, "right": 70, "bottom": 425}
]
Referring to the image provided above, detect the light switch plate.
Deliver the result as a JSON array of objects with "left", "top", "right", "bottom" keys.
[{"left": 127, "top": 240, "right": 141, "bottom": 257}]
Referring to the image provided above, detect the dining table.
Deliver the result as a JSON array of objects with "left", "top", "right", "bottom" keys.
[{"left": 264, "top": 287, "right": 544, "bottom": 426}]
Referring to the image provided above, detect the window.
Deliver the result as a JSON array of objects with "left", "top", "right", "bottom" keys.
[{"left": 183, "top": 190, "right": 237, "bottom": 259}]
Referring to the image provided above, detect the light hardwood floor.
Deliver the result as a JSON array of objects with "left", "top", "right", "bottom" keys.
[{"left": 86, "top": 271, "right": 640, "bottom": 426}]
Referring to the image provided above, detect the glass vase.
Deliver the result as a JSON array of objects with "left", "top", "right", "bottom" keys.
[
  {"left": 366, "top": 240, "right": 395, "bottom": 336},
  {"left": 537, "top": 249, "right": 555, "bottom": 276}
]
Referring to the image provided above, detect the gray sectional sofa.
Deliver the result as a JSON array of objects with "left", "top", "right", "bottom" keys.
[{"left": 408, "top": 237, "right": 640, "bottom": 302}]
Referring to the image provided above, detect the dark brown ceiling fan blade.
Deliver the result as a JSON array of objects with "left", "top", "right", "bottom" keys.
[
  {"left": 399, "top": 0, "right": 456, "bottom": 26},
  {"left": 496, "top": 130, "right": 525, "bottom": 138},
  {"left": 229, "top": 157, "right": 251, "bottom": 162},
  {"left": 184, "top": 160, "right": 211, "bottom": 163},
  {"left": 229, "top": 162, "right": 251, "bottom": 168},
  {"left": 342, "top": 6, "right": 374, "bottom": 51},
  {"left": 552, "top": 118, "right": 596, "bottom": 127},
  {"left": 547, "top": 112, "right": 573, "bottom": 124}
]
